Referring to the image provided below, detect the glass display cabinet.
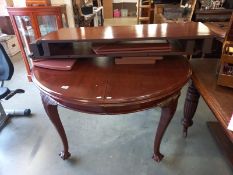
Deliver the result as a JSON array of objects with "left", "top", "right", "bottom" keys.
[{"left": 7, "top": 5, "right": 68, "bottom": 81}]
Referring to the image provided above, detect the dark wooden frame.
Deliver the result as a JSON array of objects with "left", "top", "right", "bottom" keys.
[{"left": 29, "top": 22, "right": 214, "bottom": 60}]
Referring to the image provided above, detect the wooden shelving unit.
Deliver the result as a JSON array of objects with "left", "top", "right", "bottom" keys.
[
  {"left": 29, "top": 22, "right": 213, "bottom": 61},
  {"left": 217, "top": 14, "right": 233, "bottom": 88}
]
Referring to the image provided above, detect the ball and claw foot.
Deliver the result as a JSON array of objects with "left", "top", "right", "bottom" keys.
[
  {"left": 59, "top": 151, "right": 71, "bottom": 160},
  {"left": 152, "top": 152, "right": 164, "bottom": 162}
]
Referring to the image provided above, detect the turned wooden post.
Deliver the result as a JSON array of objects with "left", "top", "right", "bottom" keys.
[{"left": 183, "top": 81, "right": 200, "bottom": 137}]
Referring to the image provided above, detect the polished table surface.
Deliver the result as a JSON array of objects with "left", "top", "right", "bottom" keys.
[
  {"left": 204, "top": 22, "right": 229, "bottom": 42},
  {"left": 31, "top": 22, "right": 214, "bottom": 60},
  {"left": 32, "top": 56, "right": 191, "bottom": 161},
  {"left": 37, "top": 22, "right": 213, "bottom": 42},
  {"left": 33, "top": 56, "right": 191, "bottom": 114}
]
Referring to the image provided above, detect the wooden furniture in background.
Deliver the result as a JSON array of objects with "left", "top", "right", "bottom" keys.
[
  {"left": 7, "top": 5, "right": 68, "bottom": 81},
  {"left": 194, "top": 9, "right": 233, "bottom": 22},
  {"left": 217, "top": 14, "right": 233, "bottom": 88},
  {"left": 183, "top": 0, "right": 197, "bottom": 22},
  {"left": 153, "top": 0, "right": 197, "bottom": 23},
  {"left": 153, "top": 3, "right": 174, "bottom": 23},
  {"left": 137, "top": 0, "right": 152, "bottom": 24},
  {"left": 26, "top": 0, "right": 51, "bottom": 6},
  {"left": 183, "top": 59, "right": 233, "bottom": 166},
  {"left": 102, "top": 0, "right": 112, "bottom": 19}
]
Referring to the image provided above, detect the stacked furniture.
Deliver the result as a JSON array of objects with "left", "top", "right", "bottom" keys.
[
  {"left": 217, "top": 14, "right": 233, "bottom": 88},
  {"left": 136, "top": 0, "right": 152, "bottom": 24}
]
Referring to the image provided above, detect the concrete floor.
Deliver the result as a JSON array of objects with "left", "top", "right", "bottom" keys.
[{"left": 0, "top": 18, "right": 232, "bottom": 175}]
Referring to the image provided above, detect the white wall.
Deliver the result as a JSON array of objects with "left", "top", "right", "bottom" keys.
[{"left": 13, "top": 0, "right": 26, "bottom": 6}]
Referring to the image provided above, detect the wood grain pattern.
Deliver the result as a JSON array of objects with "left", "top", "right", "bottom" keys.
[
  {"left": 32, "top": 56, "right": 191, "bottom": 114},
  {"left": 183, "top": 81, "right": 200, "bottom": 137},
  {"left": 36, "top": 22, "right": 213, "bottom": 42}
]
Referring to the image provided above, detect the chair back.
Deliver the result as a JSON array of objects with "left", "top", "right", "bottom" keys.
[{"left": 0, "top": 43, "right": 14, "bottom": 81}]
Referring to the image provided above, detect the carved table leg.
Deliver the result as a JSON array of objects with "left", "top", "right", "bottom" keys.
[
  {"left": 41, "top": 92, "right": 71, "bottom": 160},
  {"left": 182, "top": 81, "right": 200, "bottom": 137},
  {"left": 152, "top": 93, "right": 179, "bottom": 162}
]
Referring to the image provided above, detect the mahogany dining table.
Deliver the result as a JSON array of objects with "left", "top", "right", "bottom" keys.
[{"left": 32, "top": 56, "right": 191, "bottom": 162}]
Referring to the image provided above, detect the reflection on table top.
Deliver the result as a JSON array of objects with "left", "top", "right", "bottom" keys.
[
  {"left": 38, "top": 22, "right": 213, "bottom": 42},
  {"left": 204, "top": 22, "right": 229, "bottom": 42},
  {"left": 32, "top": 56, "right": 191, "bottom": 114}
]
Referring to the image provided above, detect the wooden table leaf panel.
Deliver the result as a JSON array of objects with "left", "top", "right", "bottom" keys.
[{"left": 29, "top": 22, "right": 214, "bottom": 60}]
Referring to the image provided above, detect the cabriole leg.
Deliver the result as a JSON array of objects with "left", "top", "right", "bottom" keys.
[
  {"left": 152, "top": 94, "right": 179, "bottom": 162},
  {"left": 41, "top": 92, "right": 71, "bottom": 160}
]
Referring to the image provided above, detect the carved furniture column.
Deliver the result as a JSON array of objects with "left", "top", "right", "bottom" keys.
[{"left": 182, "top": 81, "right": 200, "bottom": 137}]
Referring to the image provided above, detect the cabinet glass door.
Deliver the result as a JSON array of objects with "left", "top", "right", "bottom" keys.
[
  {"left": 14, "top": 15, "right": 35, "bottom": 66},
  {"left": 37, "top": 15, "right": 58, "bottom": 36}
]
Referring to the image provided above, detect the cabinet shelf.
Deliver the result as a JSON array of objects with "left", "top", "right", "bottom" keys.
[{"left": 217, "top": 14, "right": 233, "bottom": 88}]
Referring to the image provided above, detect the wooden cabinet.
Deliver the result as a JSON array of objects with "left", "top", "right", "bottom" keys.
[
  {"left": 217, "top": 14, "right": 233, "bottom": 88},
  {"left": 7, "top": 5, "right": 68, "bottom": 81}
]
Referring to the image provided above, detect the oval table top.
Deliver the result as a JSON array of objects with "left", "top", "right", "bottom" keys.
[{"left": 32, "top": 56, "right": 191, "bottom": 114}]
